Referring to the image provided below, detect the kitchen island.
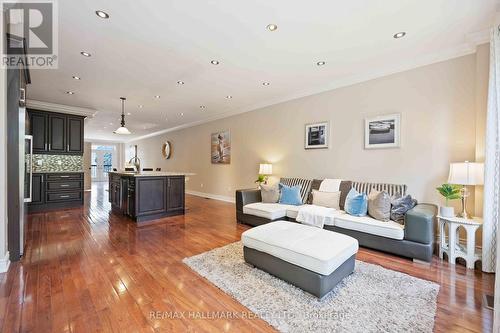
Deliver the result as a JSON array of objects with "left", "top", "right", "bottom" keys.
[{"left": 109, "top": 171, "right": 192, "bottom": 223}]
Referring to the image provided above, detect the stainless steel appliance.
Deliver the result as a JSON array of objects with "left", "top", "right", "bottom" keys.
[{"left": 22, "top": 135, "right": 33, "bottom": 255}]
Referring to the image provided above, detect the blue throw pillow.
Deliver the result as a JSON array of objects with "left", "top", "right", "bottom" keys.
[
  {"left": 345, "top": 188, "right": 368, "bottom": 216},
  {"left": 278, "top": 184, "right": 303, "bottom": 206}
]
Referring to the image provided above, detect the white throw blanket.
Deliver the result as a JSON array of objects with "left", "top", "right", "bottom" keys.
[
  {"left": 319, "top": 178, "right": 342, "bottom": 192},
  {"left": 296, "top": 205, "right": 336, "bottom": 229}
]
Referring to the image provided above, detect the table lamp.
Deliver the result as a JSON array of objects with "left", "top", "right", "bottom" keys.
[
  {"left": 258, "top": 163, "right": 273, "bottom": 185},
  {"left": 447, "top": 161, "right": 484, "bottom": 219}
]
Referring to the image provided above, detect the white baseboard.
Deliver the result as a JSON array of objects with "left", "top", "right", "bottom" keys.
[
  {"left": 0, "top": 252, "right": 10, "bottom": 273},
  {"left": 186, "top": 190, "right": 235, "bottom": 203}
]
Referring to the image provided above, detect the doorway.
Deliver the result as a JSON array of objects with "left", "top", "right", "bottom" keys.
[{"left": 91, "top": 145, "right": 114, "bottom": 182}]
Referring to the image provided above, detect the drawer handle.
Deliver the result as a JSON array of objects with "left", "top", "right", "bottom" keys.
[
  {"left": 60, "top": 184, "right": 70, "bottom": 187},
  {"left": 60, "top": 195, "right": 70, "bottom": 198},
  {"left": 60, "top": 175, "right": 70, "bottom": 178}
]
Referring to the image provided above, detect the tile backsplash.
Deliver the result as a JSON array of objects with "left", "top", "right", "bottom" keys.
[{"left": 33, "top": 154, "right": 83, "bottom": 173}]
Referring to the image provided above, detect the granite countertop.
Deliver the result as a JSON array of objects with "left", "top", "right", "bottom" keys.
[
  {"left": 33, "top": 171, "right": 84, "bottom": 174},
  {"left": 109, "top": 171, "right": 196, "bottom": 177}
]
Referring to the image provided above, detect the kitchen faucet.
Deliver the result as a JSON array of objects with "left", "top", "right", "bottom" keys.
[{"left": 129, "top": 145, "right": 141, "bottom": 172}]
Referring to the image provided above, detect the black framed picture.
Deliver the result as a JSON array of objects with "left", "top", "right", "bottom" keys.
[{"left": 305, "top": 121, "right": 329, "bottom": 149}]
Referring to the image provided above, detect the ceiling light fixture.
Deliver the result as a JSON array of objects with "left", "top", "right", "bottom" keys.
[
  {"left": 180, "top": 113, "right": 184, "bottom": 117},
  {"left": 262, "top": 82, "right": 270, "bottom": 86},
  {"left": 211, "top": 60, "right": 220, "bottom": 65},
  {"left": 200, "top": 105, "right": 206, "bottom": 109},
  {"left": 226, "top": 95, "right": 232, "bottom": 99},
  {"left": 316, "top": 61, "right": 326, "bottom": 66},
  {"left": 80, "top": 51, "right": 91, "bottom": 57},
  {"left": 95, "top": 10, "right": 109, "bottom": 19},
  {"left": 114, "top": 97, "right": 131, "bottom": 135},
  {"left": 393, "top": 32, "right": 406, "bottom": 39},
  {"left": 66, "top": 91, "right": 74, "bottom": 95},
  {"left": 138, "top": 105, "right": 143, "bottom": 109},
  {"left": 177, "top": 80, "right": 185, "bottom": 85},
  {"left": 72, "top": 76, "right": 81, "bottom": 80},
  {"left": 266, "top": 24, "right": 278, "bottom": 31},
  {"left": 155, "top": 95, "right": 160, "bottom": 99}
]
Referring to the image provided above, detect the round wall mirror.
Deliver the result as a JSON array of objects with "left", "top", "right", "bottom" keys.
[{"left": 162, "top": 141, "right": 172, "bottom": 159}]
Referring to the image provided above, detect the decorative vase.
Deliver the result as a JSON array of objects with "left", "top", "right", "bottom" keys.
[{"left": 439, "top": 206, "right": 455, "bottom": 218}]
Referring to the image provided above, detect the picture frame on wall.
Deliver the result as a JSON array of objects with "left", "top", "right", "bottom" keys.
[
  {"left": 211, "top": 130, "right": 231, "bottom": 164},
  {"left": 305, "top": 121, "right": 329, "bottom": 149},
  {"left": 364, "top": 113, "right": 401, "bottom": 149}
]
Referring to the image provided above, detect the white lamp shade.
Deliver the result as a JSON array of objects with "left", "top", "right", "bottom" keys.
[
  {"left": 259, "top": 163, "right": 272, "bottom": 175},
  {"left": 448, "top": 162, "right": 484, "bottom": 185},
  {"left": 114, "top": 126, "right": 131, "bottom": 135}
]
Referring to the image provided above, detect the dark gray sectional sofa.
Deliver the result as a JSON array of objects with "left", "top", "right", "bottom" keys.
[{"left": 236, "top": 178, "right": 436, "bottom": 262}]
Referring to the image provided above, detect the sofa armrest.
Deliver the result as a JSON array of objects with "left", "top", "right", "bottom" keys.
[
  {"left": 236, "top": 188, "right": 262, "bottom": 212},
  {"left": 404, "top": 203, "right": 437, "bottom": 244}
]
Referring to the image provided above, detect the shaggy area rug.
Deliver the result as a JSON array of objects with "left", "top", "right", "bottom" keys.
[{"left": 183, "top": 242, "right": 439, "bottom": 333}]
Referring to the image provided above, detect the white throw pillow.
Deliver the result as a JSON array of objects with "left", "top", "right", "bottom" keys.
[{"left": 312, "top": 190, "right": 341, "bottom": 209}]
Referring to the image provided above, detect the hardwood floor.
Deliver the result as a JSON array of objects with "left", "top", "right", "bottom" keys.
[{"left": 0, "top": 182, "right": 494, "bottom": 332}]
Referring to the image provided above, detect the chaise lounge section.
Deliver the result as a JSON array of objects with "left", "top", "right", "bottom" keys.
[{"left": 236, "top": 178, "right": 436, "bottom": 262}]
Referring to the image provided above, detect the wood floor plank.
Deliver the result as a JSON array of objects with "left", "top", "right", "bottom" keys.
[{"left": 0, "top": 182, "right": 494, "bottom": 333}]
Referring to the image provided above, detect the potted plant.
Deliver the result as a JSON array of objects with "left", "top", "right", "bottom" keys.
[
  {"left": 255, "top": 174, "right": 267, "bottom": 188},
  {"left": 436, "top": 183, "right": 461, "bottom": 217}
]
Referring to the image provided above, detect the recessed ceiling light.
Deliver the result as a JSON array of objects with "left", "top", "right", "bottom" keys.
[
  {"left": 266, "top": 24, "right": 278, "bottom": 31},
  {"left": 262, "top": 82, "right": 270, "bottom": 86},
  {"left": 211, "top": 60, "right": 220, "bottom": 65},
  {"left": 72, "top": 76, "right": 81, "bottom": 80},
  {"left": 109, "top": 123, "right": 113, "bottom": 125},
  {"left": 155, "top": 95, "right": 160, "bottom": 99},
  {"left": 95, "top": 10, "right": 109, "bottom": 19},
  {"left": 316, "top": 61, "right": 326, "bottom": 66},
  {"left": 180, "top": 113, "right": 184, "bottom": 116},
  {"left": 138, "top": 105, "right": 143, "bottom": 108},
  {"left": 66, "top": 91, "right": 74, "bottom": 95},
  {"left": 226, "top": 95, "right": 232, "bottom": 99},
  {"left": 177, "top": 80, "right": 184, "bottom": 85},
  {"left": 80, "top": 51, "right": 91, "bottom": 57},
  {"left": 393, "top": 32, "right": 406, "bottom": 39},
  {"left": 200, "top": 105, "right": 206, "bottom": 109},
  {"left": 127, "top": 112, "right": 131, "bottom": 115}
]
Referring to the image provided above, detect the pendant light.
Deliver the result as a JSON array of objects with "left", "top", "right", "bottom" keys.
[{"left": 114, "top": 97, "right": 131, "bottom": 135}]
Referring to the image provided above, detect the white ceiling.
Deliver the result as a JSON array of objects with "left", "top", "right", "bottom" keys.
[{"left": 27, "top": 0, "right": 497, "bottom": 142}]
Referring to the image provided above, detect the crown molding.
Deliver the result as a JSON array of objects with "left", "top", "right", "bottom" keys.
[
  {"left": 26, "top": 100, "right": 98, "bottom": 118},
  {"left": 125, "top": 39, "right": 487, "bottom": 143}
]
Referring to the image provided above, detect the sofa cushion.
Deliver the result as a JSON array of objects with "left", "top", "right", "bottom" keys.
[
  {"left": 352, "top": 181, "right": 407, "bottom": 197},
  {"left": 312, "top": 190, "right": 341, "bottom": 209},
  {"left": 344, "top": 188, "right": 368, "bottom": 217},
  {"left": 285, "top": 204, "right": 342, "bottom": 226},
  {"left": 243, "top": 203, "right": 291, "bottom": 220},
  {"left": 368, "top": 190, "right": 391, "bottom": 221},
  {"left": 280, "top": 177, "right": 312, "bottom": 204},
  {"left": 334, "top": 214, "right": 405, "bottom": 240},
  {"left": 308, "top": 179, "right": 352, "bottom": 210},
  {"left": 241, "top": 221, "right": 359, "bottom": 275},
  {"left": 260, "top": 183, "right": 279, "bottom": 203},
  {"left": 278, "top": 184, "right": 303, "bottom": 205}
]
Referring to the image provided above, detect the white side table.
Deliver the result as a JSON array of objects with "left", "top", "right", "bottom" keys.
[{"left": 438, "top": 215, "right": 483, "bottom": 269}]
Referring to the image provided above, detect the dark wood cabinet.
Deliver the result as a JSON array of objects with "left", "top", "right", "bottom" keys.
[
  {"left": 109, "top": 173, "right": 185, "bottom": 223},
  {"left": 48, "top": 114, "right": 66, "bottom": 153},
  {"left": 167, "top": 176, "right": 185, "bottom": 212},
  {"left": 30, "top": 112, "right": 48, "bottom": 153},
  {"left": 31, "top": 174, "right": 44, "bottom": 205},
  {"left": 28, "top": 110, "right": 85, "bottom": 155},
  {"left": 28, "top": 173, "right": 84, "bottom": 212},
  {"left": 67, "top": 116, "right": 84, "bottom": 154}
]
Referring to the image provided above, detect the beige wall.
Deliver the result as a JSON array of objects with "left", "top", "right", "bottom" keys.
[
  {"left": 130, "top": 47, "right": 489, "bottom": 214},
  {"left": 83, "top": 142, "right": 92, "bottom": 190}
]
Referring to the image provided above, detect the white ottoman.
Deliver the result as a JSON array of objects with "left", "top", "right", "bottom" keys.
[{"left": 242, "top": 221, "right": 359, "bottom": 299}]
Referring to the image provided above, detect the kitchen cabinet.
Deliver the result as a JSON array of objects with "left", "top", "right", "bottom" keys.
[
  {"left": 109, "top": 172, "right": 185, "bottom": 223},
  {"left": 28, "top": 173, "right": 84, "bottom": 212},
  {"left": 28, "top": 110, "right": 85, "bottom": 155}
]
